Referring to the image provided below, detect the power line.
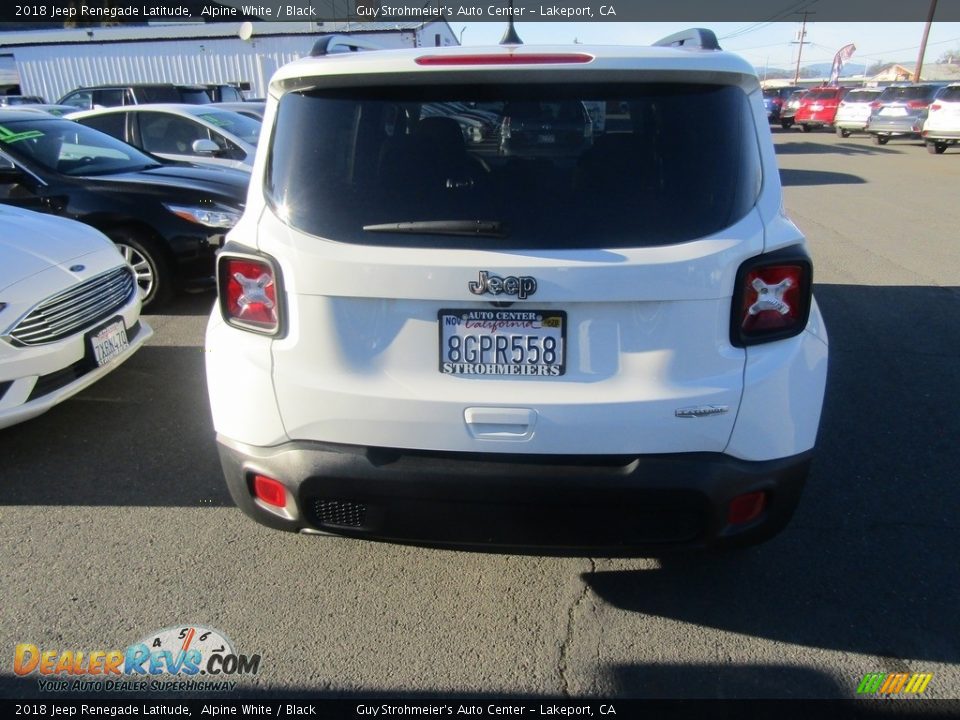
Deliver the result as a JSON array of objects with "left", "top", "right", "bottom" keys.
[
  {"left": 720, "top": 0, "right": 820, "bottom": 40},
  {"left": 735, "top": 34, "right": 960, "bottom": 67},
  {"left": 852, "top": 35, "right": 960, "bottom": 60}
]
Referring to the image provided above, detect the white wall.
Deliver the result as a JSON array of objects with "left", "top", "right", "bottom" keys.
[{"left": 11, "top": 27, "right": 452, "bottom": 102}]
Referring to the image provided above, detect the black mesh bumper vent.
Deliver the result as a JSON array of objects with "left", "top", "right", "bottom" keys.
[{"left": 311, "top": 499, "right": 367, "bottom": 528}]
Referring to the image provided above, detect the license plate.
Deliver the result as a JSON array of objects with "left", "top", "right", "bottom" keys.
[
  {"left": 538, "top": 134, "right": 556, "bottom": 144},
  {"left": 810, "top": 104, "right": 823, "bottom": 111},
  {"left": 88, "top": 317, "right": 129, "bottom": 367},
  {"left": 881, "top": 107, "right": 907, "bottom": 116},
  {"left": 439, "top": 309, "right": 565, "bottom": 377}
]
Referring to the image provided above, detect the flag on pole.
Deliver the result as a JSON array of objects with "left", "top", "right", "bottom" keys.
[{"left": 830, "top": 43, "right": 857, "bottom": 85}]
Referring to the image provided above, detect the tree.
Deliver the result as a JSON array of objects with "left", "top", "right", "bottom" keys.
[{"left": 937, "top": 47, "right": 960, "bottom": 64}]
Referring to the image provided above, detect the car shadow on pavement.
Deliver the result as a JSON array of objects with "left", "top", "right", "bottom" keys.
[
  {"left": 779, "top": 168, "right": 865, "bottom": 186},
  {"left": 0, "top": 344, "right": 232, "bottom": 507},
  {"left": 774, "top": 140, "right": 903, "bottom": 156},
  {"left": 587, "top": 284, "right": 960, "bottom": 664}
]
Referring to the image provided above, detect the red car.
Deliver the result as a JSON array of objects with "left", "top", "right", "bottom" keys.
[{"left": 794, "top": 87, "right": 850, "bottom": 132}]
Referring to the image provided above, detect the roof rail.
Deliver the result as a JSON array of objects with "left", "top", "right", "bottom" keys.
[
  {"left": 309, "top": 34, "right": 383, "bottom": 57},
  {"left": 653, "top": 28, "right": 722, "bottom": 52}
]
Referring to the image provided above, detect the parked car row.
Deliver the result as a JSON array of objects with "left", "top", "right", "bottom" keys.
[
  {"left": 0, "top": 110, "right": 249, "bottom": 309},
  {"left": 0, "top": 84, "right": 261, "bottom": 430},
  {"left": 771, "top": 82, "right": 960, "bottom": 153},
  {"left": 0, "top": 93, "right": 260, "bottom": 428}
]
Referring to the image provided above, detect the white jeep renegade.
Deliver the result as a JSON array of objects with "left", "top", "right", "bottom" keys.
[{"left": 205, "top": 30, "right": 829, "bottom": 553}]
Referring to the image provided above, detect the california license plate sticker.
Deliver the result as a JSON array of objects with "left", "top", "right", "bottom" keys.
[
  {"left": 89, "top": 318, "right": 129, "bottom": 367},
  {"left": 439, "top": 309, "right": 566, "bottom": 377}
]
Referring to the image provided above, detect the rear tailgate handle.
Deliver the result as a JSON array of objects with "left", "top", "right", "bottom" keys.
[{"left": 464, "top": 407, "right": 537, "bottom": 441}]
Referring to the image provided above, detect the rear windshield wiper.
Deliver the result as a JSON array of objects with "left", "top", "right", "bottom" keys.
[{"left": 363, "top": 220, "right": 506, "bottom": 238}]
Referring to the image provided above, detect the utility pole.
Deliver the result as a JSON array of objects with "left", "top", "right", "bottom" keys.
[
  {"left": 914, "top": 0, "right": 938, "bottom": 82},
  {"left": 792, "top": 11, "right": 814, "bottom": 85}
]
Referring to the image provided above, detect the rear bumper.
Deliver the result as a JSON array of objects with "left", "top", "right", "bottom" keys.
[
  {"left": 922, "top": 128, "right": 960, "bottom": 141},
  {"left": 834, "top": 119, "right": 869, "bottom": 130},
  {"left": 216, "top": 436, "right": 812, "bottom": 554},
  {"left": 795, "top": 111, "right": 836, "bottom": 125},
  {"left": 867, "top": 117, "right": 924, "bottom": 136}
]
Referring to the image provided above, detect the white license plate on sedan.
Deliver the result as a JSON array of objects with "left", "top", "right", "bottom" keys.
[
  {"left": 538, "top": 134, "right": 556, "bottom": 144},
  {"left": 88, "top": 318, "right": 129, "bottom": 367},
  {"left": 439, "top": 309, "right": 566, "bottom": 377},
  {"left": 881, "top": 107, "right": 908, "bottom": 116}
]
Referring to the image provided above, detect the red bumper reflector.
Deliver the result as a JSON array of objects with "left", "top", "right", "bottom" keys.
[
  {"left": 253, "top": 474, "right": 287, "bottom": 508},
  {"left": 727, "top": 491, "right": 768, "bottom": 525},
  {"left": 415, "top": 53, "right": 593, "bottom": 66}
]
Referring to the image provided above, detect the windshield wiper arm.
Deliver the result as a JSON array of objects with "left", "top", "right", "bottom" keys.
[{"left": 363, "top": 220, "right": 505, "bottom": 238}]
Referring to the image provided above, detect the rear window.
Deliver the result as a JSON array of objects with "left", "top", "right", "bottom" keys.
[
  {"left": 936, "top": 86, "right": 960, "bottom": 101},
  {"left": 265, "top": 83, "right": 761, "bottom": 250},
  {"left": 843, "top": 90, "right": 882, "bottom": 103},
  {"left": 763, "top": 88, "right": 796, "bottom": 99},
  {"left": 218, "top": 86, "right": 244, "bottom": 103},
  {"left": 878, "top": 85, "right": 941, "bottom": 102},
  {"left": 177, "top": 88, "right": 212, "bottom": 104},
  {"left": 136, "top": 87, "right": 181, "bottom": 103},
  {"left": 805, "top": 89, "right": 840, "bottom": 100}
]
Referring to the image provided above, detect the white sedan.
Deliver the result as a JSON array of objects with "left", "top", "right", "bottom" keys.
[
  {"left": 67, "top": 104, "right": 261, "bottom": 172},
  {"left": 0, "top": 205, "right": 152, "bottom": 429}
]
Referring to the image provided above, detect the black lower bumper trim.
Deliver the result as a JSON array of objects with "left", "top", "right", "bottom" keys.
[{"left": 217, "top": 438, "right": 812, "bottom": 555}]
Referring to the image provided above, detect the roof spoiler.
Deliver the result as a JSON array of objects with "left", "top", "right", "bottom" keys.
[
  {"left": 653, "top": 28, "right": 721, "bottom": 51},
  {"left": 310, "top": 34, "right": 383, "bottom": 57}
]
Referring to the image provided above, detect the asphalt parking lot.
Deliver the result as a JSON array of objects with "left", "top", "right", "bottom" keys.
[{"left": 1, "top": 127, "right": 958, "bottom": 700}]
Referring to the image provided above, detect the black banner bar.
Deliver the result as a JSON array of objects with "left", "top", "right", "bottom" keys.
[
  {"left": 2, "top": 0, "right": 960, "bottom": 23},
  {"left": 3, "top": 699, "right": 960, "bottom": 719}
]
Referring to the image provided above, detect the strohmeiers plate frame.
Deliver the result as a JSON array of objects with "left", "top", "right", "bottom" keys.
[{"left": 438, "top": 309, "right": 566, "bottom": 377}]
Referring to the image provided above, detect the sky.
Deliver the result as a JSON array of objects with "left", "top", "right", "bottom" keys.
[{"left": 447, "top": 22, "right": 960, "bottom": 72}]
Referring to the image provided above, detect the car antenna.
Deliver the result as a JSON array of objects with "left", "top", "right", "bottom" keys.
[{"left": 499, "top": 0, "right": 523, "bottom": 45}]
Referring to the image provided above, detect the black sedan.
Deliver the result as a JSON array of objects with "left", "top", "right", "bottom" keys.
[
  {"left": 762, "top": 86, "right": 801, "bottom": 122},
  {"left": 0, "top": 111, "right": 248, "bottom": 309}
]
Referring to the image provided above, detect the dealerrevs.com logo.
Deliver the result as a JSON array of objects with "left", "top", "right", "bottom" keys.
[{"left": 14, "top": 625, "right": 261, "bottom": 693}]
